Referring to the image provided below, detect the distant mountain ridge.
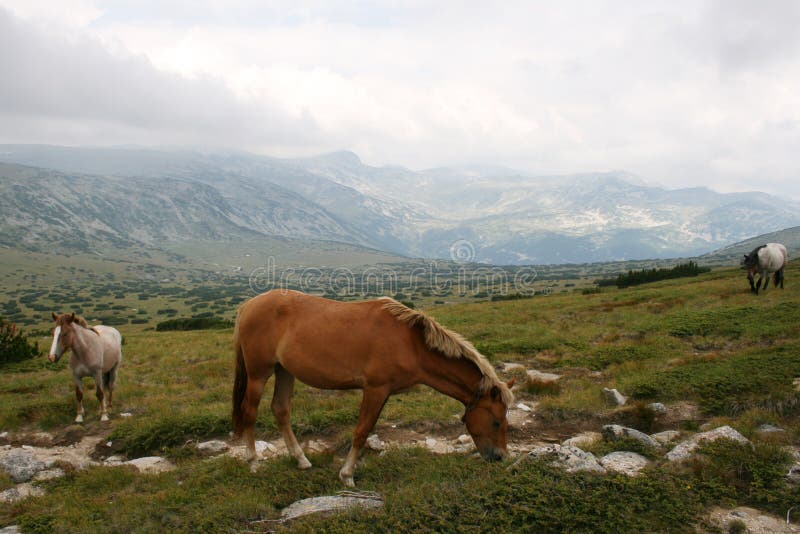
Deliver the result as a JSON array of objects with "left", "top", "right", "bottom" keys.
[{"left": 1, "top": 145, "right": 799, "bottom": 264}]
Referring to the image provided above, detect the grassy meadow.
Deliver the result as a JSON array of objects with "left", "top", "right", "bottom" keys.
[{"left": 1, "top": 260, "right": 799, "bottom": 532}]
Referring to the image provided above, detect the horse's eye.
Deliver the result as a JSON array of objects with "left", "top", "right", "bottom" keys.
[{"left": 492, "top": 420, "right": 501, "bottom": 429}]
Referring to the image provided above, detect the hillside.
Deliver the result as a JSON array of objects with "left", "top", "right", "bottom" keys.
[
  {"left": 703, "top": 225, "right": 800, "bottom": 265},
  {"left": 2, "top": 145, "right": 799, "bottom": 264},
  {"left": 0, "top": 262, "right": 798, "bottom": 531}
]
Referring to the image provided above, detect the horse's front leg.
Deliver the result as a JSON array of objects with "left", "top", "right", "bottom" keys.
[
  {"left": 72, "top": 375, "right": 85, "bottom": 423},
  {"left": 94, "top": 371, "right": 108, "bottom": 421},
  {"left": 340, "top": 386, "right": 390, "bottom": 488}
]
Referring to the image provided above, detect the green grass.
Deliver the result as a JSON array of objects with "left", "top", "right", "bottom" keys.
[{"left": 1, "top": 260, "right": 799, "bottom": 530}]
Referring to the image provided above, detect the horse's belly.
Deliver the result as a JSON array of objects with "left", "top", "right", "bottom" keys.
[{"left": 280, "top": 356, "right": 365, "bottom": 390}]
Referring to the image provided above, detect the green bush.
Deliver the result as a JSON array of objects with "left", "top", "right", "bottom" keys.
[
  {"left": 156, "top": 316, "right": 233, "bottom": 332},
  {"left": 0, "top": 317, "right": 40, "bottom": 365}
]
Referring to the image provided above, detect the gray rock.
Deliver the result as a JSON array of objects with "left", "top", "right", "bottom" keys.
[
  {"left": 0, "top": 450, "right": 49, "bottom": 483},
  {"left": 0, "top": 483, "right": 45, "bottom": 503},
  {"left": 514, "top": 444, "right": 606, "bottom": 474},
  {"left": 602, "top": 388, "right": 627, "bottom": 406},
  {"left": 281, "top": 493, "right": 384, "bottom": 521},
  {"left": 646, "top": 402, "right": 667, "bottom": 414},
  {"left": 196, "top": 440, "right": 229, "bottom": 455},
  {"left": 32, "top": 468, "right": 65, "bottom": 481},
  {"left": 602, "top": 425, "right": 659, "bottom": 449},
  {"left": 651, "top": 430, "right": 681, "bottom": 445},
  {"left": 527, "top": 370, "right": 561, "bottom": 383},
  {"left": 124, "top": 456, "right": 176, "bottom": 474},
  {"left": 0, "top": 526, "right": 20, "bottom": 534},
  {"left": 366, "top": 434, "right": 385, "bottom": 451},
  {"left": 666, "top": 426, "right": 751, "bottom": 462},
  {"left": 599, "top": 451, "right": 649, "bottom": 477},
  {"left": 757, "top": 424, "right": 785, "bottom": 433},
  {"left": 562, "top": 431, "right": 603, "bottom": 449}
]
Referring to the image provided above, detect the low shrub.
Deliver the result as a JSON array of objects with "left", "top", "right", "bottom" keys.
[{"left": 0, "top": 317, "right": 40, "bottom": 365}]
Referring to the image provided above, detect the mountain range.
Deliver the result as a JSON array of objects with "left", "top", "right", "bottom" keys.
[{"left": 1, "top": 144, "right": 799, "bottom": 264}]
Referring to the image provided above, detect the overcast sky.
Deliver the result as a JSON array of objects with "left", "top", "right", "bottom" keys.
[{"left": 1, "top": 1, "right": 799, "bottom": 197}]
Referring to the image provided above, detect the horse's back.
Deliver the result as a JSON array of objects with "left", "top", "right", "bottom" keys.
[
  {"left": 760, "top": 243, "right": 788, "bottom": 271},
  {"left": 237, "top": 290, "right": 421, "bottom": 389},
  {"left": 94, "top": 325, "right": 122, "bottom": 369}
]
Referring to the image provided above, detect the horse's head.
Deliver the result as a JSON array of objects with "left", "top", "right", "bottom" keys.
[
  {"left": 462, "top": 378, "right": 515, "bottom": 461},
  {"left": 49, "top": 312, "right": 77, "bottom": 363}
]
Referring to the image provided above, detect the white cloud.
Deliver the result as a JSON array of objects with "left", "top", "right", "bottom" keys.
[{"left": 0, "top": 1, "right": 799, "bottom": 197}]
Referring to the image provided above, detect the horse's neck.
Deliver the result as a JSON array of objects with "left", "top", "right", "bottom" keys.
[
  {"left": 70, "top": 325, "right": 98, "bottom": 359},
  {"left": 418, "top": 348, "right": 483, "bottom": 406}
]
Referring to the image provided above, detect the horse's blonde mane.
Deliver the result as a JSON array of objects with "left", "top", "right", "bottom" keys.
[{"left": 380, "top": 298, "right": 513, "bottom": 406}]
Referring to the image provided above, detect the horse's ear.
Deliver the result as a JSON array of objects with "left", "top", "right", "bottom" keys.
[
  {"left": 51, "top": 312, "right": 58, "bottom": 321},
  {"left": 490, "top": 385, "right": 500, "bottom": 400},
  {"left": 69, "top": 312, "right": 75, "bottom": 323},
  {"left": 506, "top": 377, "right": 516, "bottom": 389}
]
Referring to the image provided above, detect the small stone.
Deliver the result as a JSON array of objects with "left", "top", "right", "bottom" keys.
[
  {"left": 602, "top": 388, "right": 627, "bottom": 406},
  {"left": 197, "top": 440, "right": 229, "bottom": 455},
  {"left": 0, "top": 432, "right": 7, "bottom": 439},
  {"left": 500, "top": 363, "right": 527, "bottom": 373},
  {"left": 599, "top": 451, "right": 649, "bottom": 477},
  {"left": 425, "top": 438, "right": 437, "bottom": 448},
  {"left": 32, "top": 468, "right": 65, "bottom": 481},
  {"left": 0, "top": 525, "right": 20, "bottom": 533},
  {"left": 562, "top": 431, "right": 603, "bottom": 449},
  {"left": 106, "top": 441, "right": 112, "bottom": 447},
  {"left": 120, "top": 413, "right": 133, "bottom": 418},
  {"left": 787, "top": 463, "right": 800, "bottom": 484},
  {"left": 602, "top": 425, "right": 659, "bottom": 449},
  {"left": 646, "top": 402, "right": 667, "bottom": 414},
  {"left": 255, "top": 441, "right": 277, "bottom": 455},
  {"left": 457, "top": 434, "right": 472, "bottom": 444},
  {"left": 757, "top": 424, "right": 785, "bottom": 433},
  {"left": 124, "top": 456, "right": 176, "bottom": 474},
  {"left": 516, "top": 402, "right": 532, "bottom": 412},
  {"left": 651, "top": 430, "right": 681, "bottom": 445},
  {"left": 366, "top": 434, "right": 386, "bottom": 451},
  {"left": 280, "top": 494, "right": 383, "bottom": 521},
  {"left": 104, "top": 455, "right": 125, "bottom": 466},
  {"left": 306, "top": 440, "right": 328, "bottom": 454},
  {"left": 527, "top": 370, "right": 561, "bottom": 383}
]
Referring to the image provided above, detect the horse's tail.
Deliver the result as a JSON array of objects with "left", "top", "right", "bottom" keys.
[{"left": 231, "top": 310, "right": 248, "bottom": 438}]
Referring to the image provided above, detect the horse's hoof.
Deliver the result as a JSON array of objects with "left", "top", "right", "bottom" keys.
[
  {"left": 297, "top": 457, "right": 312, "bottom": 470},
  {"left": 100, "top": 414, "right": 109, "bottom": 422},
  {"left": 339, "top": 472, "right": 355, "bottom": 488},
  {"left": 75, "top": 415, "right": 84, "bottom": 423}
]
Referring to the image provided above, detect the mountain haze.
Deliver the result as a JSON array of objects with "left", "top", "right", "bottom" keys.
[{"left": 1, "top": 145, "right": 798, "bottom": 264}]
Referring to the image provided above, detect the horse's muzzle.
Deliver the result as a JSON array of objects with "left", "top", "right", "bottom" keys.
[{"left": 481, "top": 447, "right": 507, "bottom": 462}]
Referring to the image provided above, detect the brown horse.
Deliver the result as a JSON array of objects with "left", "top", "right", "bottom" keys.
[
  {"left": 49, "top": 312, "right": 122, "bottom": 422},
  {"left": 232, "top": 290, "right": 514, "bottom": 487}
]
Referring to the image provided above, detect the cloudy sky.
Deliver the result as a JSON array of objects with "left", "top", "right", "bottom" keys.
[{"left": 1, "top": 1, "right": 799, "bottom": 196}]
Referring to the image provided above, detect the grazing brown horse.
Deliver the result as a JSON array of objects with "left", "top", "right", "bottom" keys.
[
  {"left": 49, "top": 312, "right": 122, "bottom": 423},
  {"left": 232, "top": 290, "right": 514, "bottom": 487}
]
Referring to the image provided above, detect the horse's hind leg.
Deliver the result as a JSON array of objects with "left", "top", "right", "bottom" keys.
[
  {"left": 94, "top": 370, "right": 108, "bottom": 421},
  {"left": 104, "top": 362, "right": 119, "bottom": 410},
  {"left": 72, "top": 375, "right": 85, "bottom": 423},
  {"left": 271, "top": 364, "right": 311, "bottom": 469},
  {"left": 242, "top": 372, "right": 270, "bottom": 462}
]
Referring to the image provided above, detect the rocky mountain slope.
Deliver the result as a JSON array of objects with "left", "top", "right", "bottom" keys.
[{"left": 1, "top": 145, "right": 798, "bottom": 264}]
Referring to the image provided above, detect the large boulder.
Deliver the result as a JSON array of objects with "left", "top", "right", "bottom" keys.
[{"left": 666, "top": 426, "right": 750, "bottom": 462}]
